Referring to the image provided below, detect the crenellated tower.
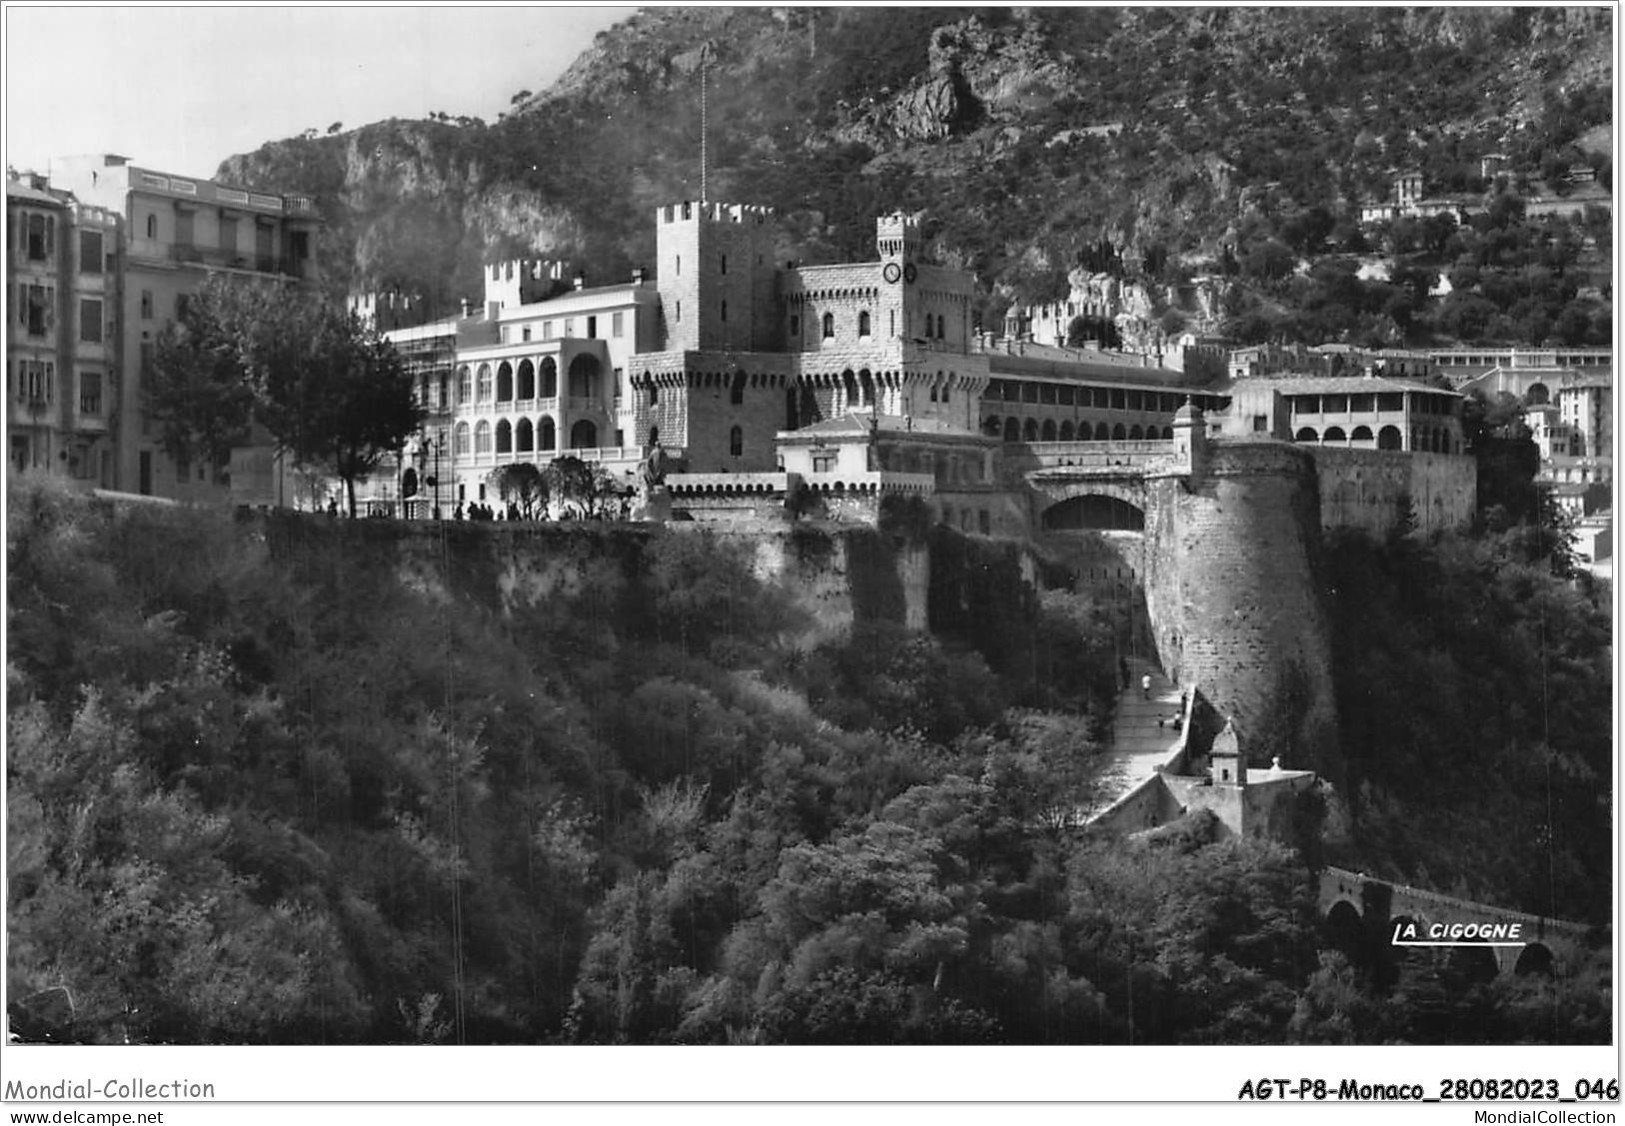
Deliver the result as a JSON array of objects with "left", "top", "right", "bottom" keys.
[
  {"left": 483, "top": 258, "right": 569, "bottom": 317},
  {"left": 655, "top": 200, "right": 787, "bottom": 352}
]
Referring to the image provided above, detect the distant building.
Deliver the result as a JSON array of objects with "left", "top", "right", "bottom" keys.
[
  {"left": 50, "top": 154, "right": 322, "bottom": 499},
  {"left": 1524, "top": 404, "right": 1578, "bottom": 460},
  {"left": 1359, "top": 170, "right": 1485, "bottom": 227},
  {"left": 1227, "top": 342, "right": 1434, "bottom": 383},
  {"left": 1429, "top": 346, "right": 1612, "bottom": 388},
  {"left": 1220, "top": 374, "right": 1465, "bottom": 454},
  {"left": 1557, "top": 378, "right": 1611, "bottom": 460},
  {"left": 6, "top": 170, "right": 121, "bottom": 483}
]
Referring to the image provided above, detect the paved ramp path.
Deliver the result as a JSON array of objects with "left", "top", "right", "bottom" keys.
[{"left": 1082, "top": 657, "right": 1186, "bottom": 819}]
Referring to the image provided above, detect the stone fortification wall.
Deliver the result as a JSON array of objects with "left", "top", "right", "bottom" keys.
[
  {"left": 255, "top": 513, "right": 931, "bottom": 650},
  {"left": 1142, "top": 441, "right": 1340, "bottom": 776},
  {"left": 1310, "top": 447, "right": 1476, "bottom": 535},
  {"left": 717, "top": 524, "right": 930, "bottom": 637},
  {"left": 1086, "top": 773, "right": 1187, "bottom": 836}
]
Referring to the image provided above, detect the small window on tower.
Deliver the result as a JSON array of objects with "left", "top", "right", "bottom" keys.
[
  {"left": 858, "top": 311, "right": 871, "bottom": 337},
  {"left": 822, "top": 312, "right": 834, "bottom": 339},
  {"left": 720, "top": 301, "right": 727, "bottom": 322},
  {"left": 720, "top": 254, "right": 727, "bottom": 275}
]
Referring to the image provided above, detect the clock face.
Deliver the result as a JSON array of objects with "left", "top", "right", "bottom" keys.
[{"left": 883, "top": 262, "right": 902, "bottom": 284}]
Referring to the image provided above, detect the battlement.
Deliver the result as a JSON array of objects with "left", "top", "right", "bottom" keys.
[
  {"left": 657, "top": 200, "right": 776, "bottom": 225},
  {"left": 483, "top": 258, "right": 571, "bottom": 312},
  {"left": 348, "top": 289, "right": 432, "bottom": 332},
  {"left": 876, "top": 211, "right": 923, "bottom": 260},
  {"left": 486, "top": 259, "right": 568, "bottom": 285}
]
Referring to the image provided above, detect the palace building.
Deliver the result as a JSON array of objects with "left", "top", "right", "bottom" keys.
[{"left": 363, "top": 199, "right": 1232, "bottom": 529}]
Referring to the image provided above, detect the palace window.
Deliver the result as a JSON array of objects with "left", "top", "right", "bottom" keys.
[
  {"left": 79, "top": 371, "right": 102, "bottom": 415},
  {"left": 858, "top": 311, "right": 871, "bottom": 337},
  {"left": 26, "top": 213, "right": 53, "bottom": 260},
  {"left": 454, "top": 422, "right": 470, "bottom": 455},
  {"left": 24, "top": 361, "right": 53, "bottom": 404},
  {"left": 477, "top": 364, "right": 492, "bottom": 401},
  {"left": 475, "top": 420, "right": 492, "bottom": 454},
  {"left": 79, "top": 231, "right": 103, "bottom": 274},
  {"left": 25, "top": 284, "right": 52, "bottom": 336},
  {"left": 79, "top": 298, "right": 103, "bottom": 343},
  {"left": 612, "top": 311, "right": 624, "bottom": 338},
  {"left": 729, "top": 425, "right": 743, "bottom": 457},
  {"left": 822, "top": 312, "right": 834, "bottom": 339}
]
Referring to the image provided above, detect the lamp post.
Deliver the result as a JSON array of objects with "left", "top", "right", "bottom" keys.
[{"left": 419, "top": 430, "right": 446, "bottom": 520}]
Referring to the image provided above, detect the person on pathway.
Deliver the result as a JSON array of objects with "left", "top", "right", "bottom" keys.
[
  {"left": 1119, "top": 656, "right": 1130, "bottom": 691},
  {"left": 1141, "top": 673, "right": 1152, "bottom": 700}
]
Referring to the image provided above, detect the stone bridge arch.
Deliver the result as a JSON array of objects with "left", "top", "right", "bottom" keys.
[
  {"left": 1036, "top": 477, "right": 1147, "bottom": 511},
  {"left": 1041, "top": 491, "right": 1147, "bottom": 532},
  {"left": 1317, "top": 867, "right": 1594, "bottom": 979}
]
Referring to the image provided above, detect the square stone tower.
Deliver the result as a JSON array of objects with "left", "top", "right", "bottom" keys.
[{"left": 655, "top": 201, "right": 785, "bottom": 353}]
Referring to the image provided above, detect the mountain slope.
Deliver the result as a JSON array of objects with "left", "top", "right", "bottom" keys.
[{"left": 217, "top": 7, "right": 1612, "bottom": 342}]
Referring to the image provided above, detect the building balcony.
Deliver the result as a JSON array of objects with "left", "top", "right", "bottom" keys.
[{"left": 168, "top": 243, "right": 295, "bottom": 276}]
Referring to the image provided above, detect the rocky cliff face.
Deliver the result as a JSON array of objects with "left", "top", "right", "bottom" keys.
[{"left": 216, "top": 7, "right": 1612, "bottom": 330}]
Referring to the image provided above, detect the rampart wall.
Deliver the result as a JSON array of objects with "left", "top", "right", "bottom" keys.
[
  {"left": 1311, "top": 447, "right": 1476, "bottom": 534},
  {"left": 1141, "top": 441, "right": 1340, "bottom": 776},
  {"left": 256, "top": 514, "right": 935, "bottom": 650}
]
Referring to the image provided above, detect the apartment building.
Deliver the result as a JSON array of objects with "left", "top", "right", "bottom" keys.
[
  {"left": 6, "top": 171, "right": 121, "bottom": 483},
  {"left": 51, "top": 154, "right": 321, "bottom": 497}
]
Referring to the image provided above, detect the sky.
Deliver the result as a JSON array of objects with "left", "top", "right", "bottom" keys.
[{"left": 4, "top": 4, "right": 636, "bottom": 180}]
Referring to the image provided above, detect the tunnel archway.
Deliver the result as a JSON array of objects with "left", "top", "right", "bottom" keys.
[{"left": 1042, "top": 493, "right": 1146, "bottom": 532}]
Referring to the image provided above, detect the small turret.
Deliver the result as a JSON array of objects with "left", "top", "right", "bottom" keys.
[
  {"left": 1171, "top": 397, "right": 1208, "bottom": 479},
  {"left": 1210, "top": 718, "right": 1245, "bottom": 786}
]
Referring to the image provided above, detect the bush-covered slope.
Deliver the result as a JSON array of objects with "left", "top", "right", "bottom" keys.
[
  {"left": 6, "top": 478, "right": 1610, "bottom": 1045},
  {"left": 1322, "top": 523, "right": 1613, "bottom": 924}
]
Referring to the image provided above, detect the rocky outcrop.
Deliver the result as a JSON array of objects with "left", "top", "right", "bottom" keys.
[{"left": 214, "top": 6, "right": 1611, "bottom": 331}]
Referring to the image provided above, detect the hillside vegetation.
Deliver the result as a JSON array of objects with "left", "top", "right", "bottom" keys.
[
  {"left": 6, "top": 477, "right": 1609, "bottom": 1044},
  {"left": 220, "top": 7, "right": 1611, "bottom": 347}
]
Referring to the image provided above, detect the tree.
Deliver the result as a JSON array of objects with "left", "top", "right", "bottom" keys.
[
  {"left": 137, "top": 278, "right": 423, "bottom": 516},
  {"left": 544, "top": 455, "right": 620, "bottom": 518},
  {"left": 492, "top": 462, "right": 549, "bottom": 518},
  {"left": 144, "top": 281, "right": 258, "bottom": 470}
]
